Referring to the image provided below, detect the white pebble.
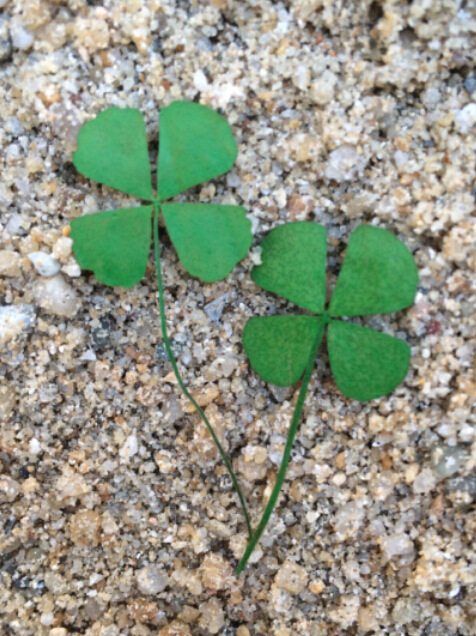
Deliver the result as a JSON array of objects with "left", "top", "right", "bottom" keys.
[
  {"left": 293, "top": 65, "right": 310, "bottom": 91},
  {"left": 421, "top": 87, "right": 441, "bottom": 107},
  {"left": 120, "top": 435, "right": 139, "bottom": 463},
  {"left": 53, "top": 237, "right": 73, "bottom": 260},
  {"left": 311, "top": 70, "right": 337, "bottom": 105},
  {"left": 454, "top": 103, "right": 476, "bottom": 133},
  {"left": 33, "top": 274, "right": 78, "bottom": 317},
  {"left": 29, "top": 438, "right": 41, "bottom": 455},
  {"left": 40, "top": 613, "right": 54, "bottom": 627},
  {"left": 193, "top": 70, "right": 209, "bottom": 92},
  {"left": 10, "top": 19, "right": 34, "bottom": 50},
  {"left": 325, "top": 145, "right": 367, "bottom": 182},
  {"left": 381, "top": 533, "right": 414, "bottom": 560},
  {"left": 80, "top": 350, "right": 97, "bottom": 362},
  {"left": 5, "top": 214, "right": 23, "bottom": 235},
  {"left": 28, "top": 251, "right": 61, "bottom": 277},
  {"left": 394, "top": 150, "right": 409, "bottom": 169},
  {"left": 136, "top": 565, "right": 168, "bottom": 595},
  {"left": 62, "top": 262, "right": 82, "bottom": 278}
]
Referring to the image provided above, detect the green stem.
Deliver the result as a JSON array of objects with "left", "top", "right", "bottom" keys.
[
  {"left": 152, "top": 203, "right": 252, "bottom": 539},
  {"left": 236, "top": 319, "right": 326, "bottom": 574}
]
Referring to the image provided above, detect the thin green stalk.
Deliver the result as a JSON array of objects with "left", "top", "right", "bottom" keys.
[
  {"left": 152, "top": 203, "right": 252, "bottom": 539},
  {"left": 236, "top": 319, "right": 326, "bottom": 574}
]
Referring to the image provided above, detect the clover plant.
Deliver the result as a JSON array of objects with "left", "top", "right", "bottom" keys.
[
  {"left": 69, "top": 102, "right": 253, "bottom": 537},
  {"left": 236, "top": 222, "right": 418, "bottom": 572},
  {"left": 68, "top": 103, "right": 419, "bottom": 574}
]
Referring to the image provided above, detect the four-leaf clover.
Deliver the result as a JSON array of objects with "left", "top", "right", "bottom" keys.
[
  {"left": 70, "top": 102, "right": 252, "bottom": 287},
  {"left": 244, "top": 222, "right": 418, "bottom": 401},
  {"left": 236, "top": 221, "right": 418, "bottom": 572},
  {"left": 69, "top": 102, "right": 255, "bottom": 540}
]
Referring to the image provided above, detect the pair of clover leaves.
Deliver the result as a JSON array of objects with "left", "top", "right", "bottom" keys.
[{"left": 69, "top": 101, "right": 418, "bottom": 572}]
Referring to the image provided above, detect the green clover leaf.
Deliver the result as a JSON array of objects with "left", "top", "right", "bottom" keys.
[
  {"left": 243, "top": 223, "right": 418, "bottom": 401},
  {"left": 70, "top": 103, "right": 252, "bottom": 287}
]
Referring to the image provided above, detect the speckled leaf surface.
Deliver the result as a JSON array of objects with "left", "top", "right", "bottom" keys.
[
  {"left": 70, "top": 206, "right": 152, "bottom": 288},
  {"left": 252, "top": 223, "right": 327, "bottom": 314},
  {"left": 161, "top": 203, "right": 252, "bottom": 283},
  {"left": 243, "top": 315, "right": 322, "bottom": 386},
  {"left": 329, "top": 225, "right": 418, "bottom": 317},
  {"left": 327, "top": 320, "right": 411, "bottom": 401},
  {"left": 73, "top": 108, "right": 153, "bottom": 201},
  {"left": 158, "top": 101, "right": 238, "bottom": 201}
]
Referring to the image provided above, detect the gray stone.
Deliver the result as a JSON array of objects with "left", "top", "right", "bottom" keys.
[
  {"left": 205, "top": 293, "right": 228, "bottom": 322},
  {"left": 136, "top": 564, "right": 168, "bottom": 595},
  {"left": 325, "top": 146, "right": 367, "bottom": 182},
  {"left": 464, "top": 77, "right": 476, "bottom": 93},
  {"left": 431, "top": 445, "right": 466, "bottom": 479},
  {"left": 445, "top": 475, "right": 476, "bottom": 499}
]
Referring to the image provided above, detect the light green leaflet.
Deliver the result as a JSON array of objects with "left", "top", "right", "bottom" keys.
[
  {"left": 70, "top": 103, "right": 252, "bottom": 286},
  {"left": 244, "top": 223, "right": 418, "bottom": 401}
]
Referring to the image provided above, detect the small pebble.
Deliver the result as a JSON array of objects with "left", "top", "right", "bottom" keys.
[
  {"left": 0, "top": 386, "right": 16, "bottom": 419},
  {"left": 53, "top": 237, "right": 73, "bottom": 260},
  {"left": 464, "top": 77, "right": 476, "bottom": 93},
  {"left": 0, "top": 250, "right": 21, "bottom": 277},
  {"left": 381, "top": 533, "right": 415, "bottom": 561},
  {"left": 431, "top": 446, "right": 466, "bottom": 479},
  {"left": 28, "top": 251, "right": 61, "bottom": 277},
  {"left": 5, "top": 214, "right": 23, "bottom": 235},
  {"left": 193, "top": 69, "right": 209, "bottom": 92},
  {"left": 156, "top": 341, "right": 183, "bottom": 361},
  {"left": 412, "top": 468, "right": 437, "bottom": 494},
  {"left": 199, "top": 597, "right": 225, "bottom": 634},
  {"left": 325, "top": 146, "right": 367, "bottom": 182},
  {"left": 274, "top": 561, "right": 308, "bottom": 594},
  {"left": 311, "top": 69, "right": 337, "bottom": 105},
  {"left": 33, "top": 275, "right": 78, "bottom": 317},
  {"left": 69, "top": 510, "right": 102, "bottom": 546},
  {"left": 136, "top": 565, "right": 168, "bottom": 595},
  {"left": 91, "top": 315, "right": 115, "bottom": 351},
  {"left": 205, "top": 293, "right": 228, "bottom": 322},
  {"left": 454, "top": 103, "right": 476, "bottom": 133},
  {"left": 421, "top": 87, "right": 441, "bottom": 107},
  {"left": 61, "top": 262, "right": 81, "bottom": 277},
  {"left": 0, "top": 475, "right": 21, "bottom": 504},
  {"left": 445, "top": 475, "right": 476, "bottom": 500},
  {"left": 159, "top": 622, "right": 191, "bottom": 636},
  {"left": 200, "top": 553, "right": 232, "bottom": 590},
  {"left": 10, "top": 19, "right": 34, "bottom": 50},
  {"left": 0, "top": 304, "right": 35, "bottom": 348}
]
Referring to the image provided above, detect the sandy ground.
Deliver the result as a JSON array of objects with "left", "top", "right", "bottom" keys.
[{"left": 0, "top": 1, "right": 475, "bottom": 634}]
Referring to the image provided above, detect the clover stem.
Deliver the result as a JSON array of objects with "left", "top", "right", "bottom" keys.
[
  {"left": 152, "top": 204, "right": 252, "bottom": 540},
  {"left": 236, "top": 318, "right": 326, "bottom": 574}
]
